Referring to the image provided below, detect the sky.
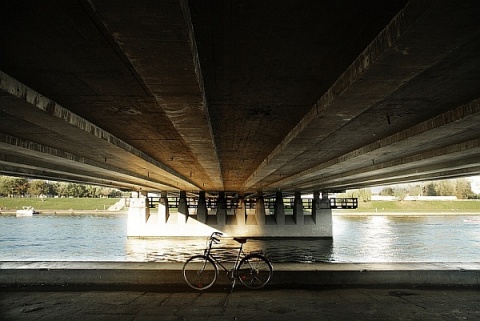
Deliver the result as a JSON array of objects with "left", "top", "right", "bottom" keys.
[{"left": 470, "top": 175, "right": 480, "bottom": 193}]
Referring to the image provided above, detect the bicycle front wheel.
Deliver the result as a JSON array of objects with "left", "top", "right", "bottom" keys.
[
  {"left": 183, "top": 255, "right": 218, "bottom": 290},
  {"left": 237, "top": 254, "right": 273, "bottom": 289}
]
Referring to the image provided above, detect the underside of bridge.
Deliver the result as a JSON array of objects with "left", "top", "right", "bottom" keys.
[{"left": 1, "top": 0, "right": 480, "bottom": 196}]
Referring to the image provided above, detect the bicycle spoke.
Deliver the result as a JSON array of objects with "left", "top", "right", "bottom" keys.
[
  {"left": 183, "top": 255, "right": 217, "bottom": 290},
  {"left": 237, "top": 254, "right": 273, "bottom": 289}
]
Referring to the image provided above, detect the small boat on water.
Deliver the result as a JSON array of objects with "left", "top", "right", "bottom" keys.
[
  {"left": 15, "top": 206, "right": 39, "bottom": 217},
  {"left": 463, "top": 218, "right": 480, "bottom": 223}
]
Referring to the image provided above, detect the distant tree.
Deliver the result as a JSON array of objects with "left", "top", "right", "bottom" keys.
[
  {"left": 56, "top": 182, "right": 70, "bottom": 197},
  {"left": 455, "top": 178, "right": 475, "bottom": 199},
  {"left": 0, "top": 176, "right": 15, "bottom": 196},
  {"left": 0, "top": 176, "right": 29, "bottom": 197},
  {"left": 393, "top": 187, "right": 407, "bottom": 200},
  {"left": 28, "top": 180, "right": 50, "bottom": 197},
  {"left": 0, "top": 176, "right": 123, "bottom": 198},
  {"left": 423, "top": 183, "right": 437, "bottom": 196},
  {"left": 346, "top": 188, "right": 371, "bottom": 202},
  {"left": 379, "top": 187, "right": 394, "bottom": 196},
  {"left": 435, "top": 180, "right": 455, "bottom": 196},
  {"left": 408, "top": 184, "right": 423, "bottom": 196}
]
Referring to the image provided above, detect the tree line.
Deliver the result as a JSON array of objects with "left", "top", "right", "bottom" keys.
[
  {"left": 378, "top": 178, "right": 477, "bottom": 200},
  {"left": 339, "top": 178, "right": 478, "bottom": 202},
  {"left": 0, "top": 176, "right": 123, "bottom": 198}
]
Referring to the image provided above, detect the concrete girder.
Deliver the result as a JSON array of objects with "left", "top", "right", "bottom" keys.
[
  {"left": 87, "top": 0, "right": 224, "bottom": 191},
  {"left": 1, "top": 1, "right": 480, "bottom": 193},
  {"left": 243, "top": 0, "right": 480, "bottom": 191},
  {"left": 0, "top": 135, "right": 185, "bottom": 191},
  {"left": 292, "top": 139, "right": 480, "bottom": 192},
  {"left": 268, "top": 98, "right": 480, "bottom": 191},
  {"left": 0, "top": 71, "right": 199, "bottom": 191}
]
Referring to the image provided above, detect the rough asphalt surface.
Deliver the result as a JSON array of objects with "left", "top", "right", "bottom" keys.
[{"left": 1, "top": 286, "right": 479, "bottom": 320}]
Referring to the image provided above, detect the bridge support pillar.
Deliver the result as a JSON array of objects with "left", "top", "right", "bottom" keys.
[
  {"left": 234, "top": 194, "right": 246, "bottom": 225},
  {"left": 314, "top": 192, "right": 333, "bottom": 236},
  {"left": 293, "top": 191, "right": 304, "bottom": 225},
  {"left": 197, "top": 191, "right": 207, "bottom": 223},
  {"left": 216, "top": 192, "right": 227, "bottom": 226},
  {"left": 178, "top": 191, "right": 188, "bottom": 224},
  {"left": 126, "top": 192, "right": 150, "bottom": 236},
  {"left": 158, "top": 191, "right": 169, "bottom": 223},
  {"left": 255, "top": 191, "right": 266, "bottom": 225},
  {"left": 274, "top": 191, "right": 285, "bottom": 225},
  {"left": 127, "top": 191, "right": 334, "bottom": 238}
]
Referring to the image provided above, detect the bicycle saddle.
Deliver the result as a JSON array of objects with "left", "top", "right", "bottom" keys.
[{"left": 234, "top": 237, "right": 247, "bottom": 244}]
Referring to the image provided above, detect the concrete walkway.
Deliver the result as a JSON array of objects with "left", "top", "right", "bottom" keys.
[
  {"left": 1, "top": 262, "right": 479, "bottom": 320},
  {"left": 2, "top": 286, "right": 480, "bottom": 320}
]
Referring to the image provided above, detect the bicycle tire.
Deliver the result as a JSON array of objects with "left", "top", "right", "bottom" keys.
[
  {"left": 183, "top": 255, "right": 218, "bottom": 290},
  {"left": 237, "top": 254, "right": 273, "bottom": 289}
]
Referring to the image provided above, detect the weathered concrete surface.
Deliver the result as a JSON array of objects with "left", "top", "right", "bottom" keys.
[
  {"left": 1, "top": 1, "right": 480, "bottom": 193},
  {"left": 1, "top": 262, "right": 479, "bottom": 287},
  {"left": 1, "top": 286, "right": 480, "bottom": 321},
  {"left": 1, "top": 262, "right": 479, "bottom": 320}
]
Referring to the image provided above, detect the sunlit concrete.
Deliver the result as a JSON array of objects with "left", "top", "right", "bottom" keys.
[{"left": 126, "top": 193, "right": 333, "bottom": 238}]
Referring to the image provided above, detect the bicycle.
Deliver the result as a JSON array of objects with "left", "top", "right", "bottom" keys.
[{"left": 182, "top": 232, "right": 273, "bottom": 291}]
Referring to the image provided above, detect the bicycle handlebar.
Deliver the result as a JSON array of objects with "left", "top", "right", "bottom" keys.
[{"left": 209, "top": 232, "right": 223, "bottom": 245}]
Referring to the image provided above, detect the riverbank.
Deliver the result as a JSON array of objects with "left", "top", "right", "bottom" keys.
[
  {"left": 1, "top": 198, "right": 479, "bottom": 216},
  {"left": 0, "top": 197, "right": 122, "bottom": 213},
  {"left": 333, "top": 211, "right": 480, "bottom": 216},
  {"left": 0, "top": 209, "right": 127, "bottom": 216}
]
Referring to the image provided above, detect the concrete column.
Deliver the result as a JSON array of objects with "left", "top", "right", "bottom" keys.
[
  {"left": 293, "top": 191, "right": 304, "bottom": 225},
  {"left": 158, "top": 191, "right": 169, "bottom": 223},
  {"left": 320, "top": 192, "right": 330, "bottom": 208},
  {"left": 255, "top": 191, "right": 266, "bottom": 225},
  {"left": 236, "top": 194, "right": 246, "bottom": 225},
  {"left": 126, "top": 192, "right": 150, "bottom": 237},
  {"left": 316, "top": 192, "right": 333, "bottom": 237},
  {"left": 312, "top": 191, "right": 320, "bottom": 224},
  {"left": 216, "top": 191, "right": 226, "bottom": 226},
  {"left": 178, "top": 191, "right": 188, "bottom": 224},
  {"left": 196, "top": 191, "right": 207, "bottom": 223},
  {"left": 274, "top": 191, "right": 285, "bottom": 225}
]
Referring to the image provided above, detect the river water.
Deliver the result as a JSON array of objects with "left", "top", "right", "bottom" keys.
[{"left": 1, "top": 214, "right": 479, "bottom": 263}]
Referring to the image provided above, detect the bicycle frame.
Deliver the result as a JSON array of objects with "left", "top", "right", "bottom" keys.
[
  {"left": 183, "top": 231, "right": 273, "bottom": 291},
  {"left": 204, "top": 242, "right": 246, "bottom": 275}
]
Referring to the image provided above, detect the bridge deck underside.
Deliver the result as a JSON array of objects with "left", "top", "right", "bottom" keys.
[{"left": 1, "top": 0, "right": 479, "bottom": 194}]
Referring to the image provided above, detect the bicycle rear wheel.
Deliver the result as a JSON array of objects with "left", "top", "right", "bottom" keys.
[
  {"left": 237, "top": 254, "right": 273, "bottom": 289},
  {"left": 183, "top": 255, "right": 218, "bottom": 290}
]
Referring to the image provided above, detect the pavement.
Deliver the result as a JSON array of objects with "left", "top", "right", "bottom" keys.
[
  {"left": 2, "top": 286, "right": 480, "bottom": 320},
  {"left": 1, "top": 262, "right": 479, "bottom": 320}
]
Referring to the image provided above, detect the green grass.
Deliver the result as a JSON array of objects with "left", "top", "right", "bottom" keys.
[
  {"left": 0, "top": 197, "right": 121, "bottom": 211},
  {"left": 1, "top": 197, "right": 479, "bottom": 213},
  {"left": 352, "top": 200, "right": 480, "bottom": 212}
]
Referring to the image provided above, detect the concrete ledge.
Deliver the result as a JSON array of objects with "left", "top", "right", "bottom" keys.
[{"left": 1, "top": 262, "right": 479, "bottom": 287}]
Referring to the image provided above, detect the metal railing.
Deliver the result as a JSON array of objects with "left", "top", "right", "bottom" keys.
[{"left": 147, "top": 197, "right": 358, "bottom": 210}]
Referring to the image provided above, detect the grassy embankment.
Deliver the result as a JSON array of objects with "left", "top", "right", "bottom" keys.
[
  {"left": 1, "top": 198, "right": 479, "bottom": 215},
  {"left": 0, "top": 197, "right": 122, "bottom": 213},
  {"left": 334, "top": 200, "right": 480, "bottom": 215}
]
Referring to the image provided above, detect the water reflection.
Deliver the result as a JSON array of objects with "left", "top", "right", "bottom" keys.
[{"left": 125, "top": 237, "right": 334, "bottom": 263}]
